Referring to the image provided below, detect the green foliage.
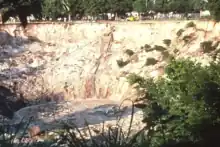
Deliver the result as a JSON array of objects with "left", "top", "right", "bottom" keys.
[
  {"left": 182, "top": 35, "right": 192, "bottom": 44},
  {"left": 153, "top": 45, "right": 167, "bottom": 52},
  {"left": 107, "top": 0, "right": 133, "bottom": 15},
  {"left": 207, "top": 0, "right": 220, "bottom": 21},
  {"left": 0, "top": 0, "right": 211, "bottom": 24},
  {"left": 185, "top": 21, "right": 196, "bottom": 28},
  {"left": 161, "top": 51, "right": 171, "bottom": 60},
  {"left": 176, "top": 29, "right": 184, "bottom": 37},
  {"left": 117, "top": 59, "right": 130, "bottom": 68},
  {"left": 146, "top": 0, "right": 205, "bottom": 13},
  {"left": 173, "top": 48, "right": 179, "bottom": 54},
  {"left": 212, "top": 50, "right": 220, "bottom": 64},
  {"left": 127, "top": 58, "right": 220, "bottom": 147},
  {"left": 200, "top": 41, "right": 217, "bottom": 53},
  {"left": 145, "top": 58, "right": 158, "bottom": 66},
  {"left": 133, "top": 0, "right": 146, "bottom": 12},
  {"left": 127, "top": 74, "right": 146, "bottom": 87},
  {"left": 125, "top": 49, "right": 135, "bottom": 56},
  {"left": 42, "top": 0, "right": 71, "bottom": 19},
  {"left": 144, "top": 44, "right": 154, "bottom": 52},
  {"left": 144, "top": 44, "right": 151, "bottom": 49},
  {"left": 163, "top": 39, "right": 171, "bottom": 47},
  {"left": 0, "top": 0, "right": 42, "bottom": 27}
]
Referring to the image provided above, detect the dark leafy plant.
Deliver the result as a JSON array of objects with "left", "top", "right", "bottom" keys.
[
  {"left": 163, "top": 39, "right": 171, "bottom": 47},
  {"left": 161, "top": 51, "right": 170, "bottom": 60},
  {"left": 176, "top": 29, "right": 184, "bottom": 37},
  {"left": 117, "top": 60, "right": 130, "bottom": 68},
  {"left": 200, "top": 41, "right": 219, "bottom": 53},
  {"left": 200, "top": 41, "right": 214, "bottom": 53},
  {"left": 185, "top": 21, "right": 196, "bottom": 28},
  {"left": 144, "top": 44, "right": 151, "bottom": 49},
  {"left": 127, "top": 58, "right": 220, "bottom": 147},
  {"left": 182, "top": 35, "right": 192, "bottom": 44},
  {"left": 173, "top": 49, "right": 179, "bottom": 54},
  {"left": 212, "top": 50, "right": 220, "bottom": 64},
  {"left": 144, "top": 44, "right": 154, "bottom": 52},
  {"left": 153, "top": 45, "right": 167, "bottom": 52},
  {"left": 125, "top": 49, "right": 135, "bottom": 57},
  {"left": 145, "top": 58, "right": 158, "bottom": 66}
]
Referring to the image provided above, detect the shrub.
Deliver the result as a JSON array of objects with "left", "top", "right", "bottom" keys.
[
  {"left": 163, "top": 39, "right": 171, "bottom": 47},
  {"left": 161, "top": 51, "right": 170, "bottom": 59},
  {"left": 200, "top": 41, "right": 216, "bottom": 53},
  {"left": 117, "top": 60, "right": 130, "bottom": 68},
  {"left": 185, "top": 21, "right": 196, "bottom": 28},
  {"left": 182, "top": 35, "right": 192, "bottom": 44},
  {"left": 144, "top": 44, "right": 154, "bottom": 52},
  {"left": 144, "top": 44, "right": 151, "bottom": 49},
  {"left": 125, "top": 49, "right": 135, "bottom": 56},
  {"left": 145, "top": 58, "right": 158, "bottom": 66},
  {"left": 212, "top": 51, "right": 220, "bottom": 63},
  {"left": 173, "top": 48, "right": 179, "bottom": 54},
  {"left": 127, "top": 58, "right": 220, "bottom": 147},
  {"left": 176, "top": 29, "right": 184, "bottom": 37},
  {"left": 153, "top": 45, "right": 167, "bottom": 52}
]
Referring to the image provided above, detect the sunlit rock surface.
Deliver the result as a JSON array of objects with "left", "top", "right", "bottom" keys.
[{"left": 0, "top": 21, "right": 219, "bottom": 135}]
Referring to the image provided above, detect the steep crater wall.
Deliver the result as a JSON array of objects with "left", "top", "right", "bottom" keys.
[{"left": 1, "top": 21, "right": 220, "bottom": 103}]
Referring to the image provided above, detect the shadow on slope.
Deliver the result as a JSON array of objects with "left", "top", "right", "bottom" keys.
[
  {"left": 0, "top": 30, "right": 48, "bottom": 120},
  {"left": 0, "top": 96, "right": 141, "bottom": 146}
]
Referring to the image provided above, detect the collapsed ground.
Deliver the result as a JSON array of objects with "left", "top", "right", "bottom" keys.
[{"left": 0, "top": 20, "right": 219, "bottom": 141}]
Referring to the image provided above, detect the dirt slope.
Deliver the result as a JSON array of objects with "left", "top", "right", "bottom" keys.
[{"left": 0, "top": 21, "right": 219, "bottom": 103}]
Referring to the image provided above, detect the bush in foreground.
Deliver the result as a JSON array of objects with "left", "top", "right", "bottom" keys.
[{"left": 128, "top": 58, "right": 220, "bottom": 147}]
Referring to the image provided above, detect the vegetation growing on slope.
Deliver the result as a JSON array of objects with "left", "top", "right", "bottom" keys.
[{"left": 128, "top": 58, "right": 220, "bottom": 147}]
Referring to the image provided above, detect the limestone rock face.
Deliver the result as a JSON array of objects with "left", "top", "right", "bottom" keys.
[
  {"left": 0, "top": 21, "right": 217, "bottom": 103},
  {"left": 0, "top": 21, "right": 218, "bottom": 140}
]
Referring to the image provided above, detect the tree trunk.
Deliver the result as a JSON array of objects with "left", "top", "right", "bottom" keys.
[
  {"left": 115, "top": 13, "right": 118, "bottom": 21},
  {"left": 68, "top": 14, "right": 71, "bottom": 22}
]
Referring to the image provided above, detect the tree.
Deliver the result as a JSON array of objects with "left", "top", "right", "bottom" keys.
[
  {"left": 82, "top": 0, "right": 105, "bottom": 16},
  {"left": 68, "top": 0, "right": 84, "bottom": 19},
  {"left": 106, "top": 0, "right": 133, "bottom": 17},
  {"left": 190, "top": 0, "right": 207, "bottom": 12},
  {"left": 133, "top": 0, "right": 147, "bottom": 12},
  {"left": 41, "top": 0, "right": 71, "bottom": 19},
  {"left": 0, "top": 0, "right": 42, "bottom": 28},
  {"left": 168, "top": 0, "right": 192, "bottom": 13},
  {"left": 208, "top": 0, "right": 220, "bottom": 21}
]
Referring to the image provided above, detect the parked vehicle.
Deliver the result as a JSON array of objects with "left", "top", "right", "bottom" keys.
[{"left": 126, "top": 16, "right": 139, "bottom": 21}]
